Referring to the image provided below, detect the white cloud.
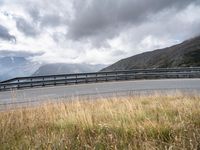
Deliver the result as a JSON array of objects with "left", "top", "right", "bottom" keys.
[{"left": 0, "top": 0, "right": 199, "bottom": 65}]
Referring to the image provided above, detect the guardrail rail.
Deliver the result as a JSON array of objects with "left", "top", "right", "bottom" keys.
[{"left": 1, "top": 67, "right": 200, "bottom": 91}]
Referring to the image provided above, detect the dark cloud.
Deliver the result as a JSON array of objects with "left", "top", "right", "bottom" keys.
[
  {"left": 28, "top": 6, "right": 41, "bottom": 22},
  {"left": 14, "top": 5, "right": 65, "bottom": 38},
  {"left": 15, "top": 17, "right": 39, "bottom": 37},
  {"left": 68, "top": 0, "right": 199, "bottom": 41},
  {"left": 28, "top": 6, "right": 63, "bottom": 27},
  {"left": 0, "top": 25, "right": 16, "bottom": 42}
]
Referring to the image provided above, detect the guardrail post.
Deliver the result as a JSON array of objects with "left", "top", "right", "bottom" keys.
[
  {"left": 54, "top": 76, "right": 56, "bottom": 85},
  {"left": 31, "top": 78, "right": 33, "bottom": 87},
  {"left": 17, "top": 79, "right": 20, "bottom": 89},
  {"left": 42, "top": 77, "right": 45, "bottom": 86},
  {"left": 96, "top": 74, "right": 98, "bottom": 82},
  {"left": 65, "top": 76, "right": 67, "bottom": 85},
  {"left": 115, "top": 72, "right": 118, "bottom": 81},
  {"left": 86, "top": 74, "right": 88, "bottom": 83},
  {"left": 76, "top": 75, "right": 77, "bottom": 84},
  {"left": 106, "top": 73, "right": 108, "bottom": 81}
]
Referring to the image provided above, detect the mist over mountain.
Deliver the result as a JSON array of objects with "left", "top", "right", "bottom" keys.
[
  {"left": 0, "top": 56, "right": 40, "bottom": 81},
  {"left": 33, "top": 63, "right": 107, "bottom": 76},
  {"left": 0, "top": 50, "right": 107, "bottom": 81},
  {"left": 0, "top": 51, "right": 42, "bottom": 81},
  {"left": 101, "top": 36, "right": 200, "bottom": 71}
]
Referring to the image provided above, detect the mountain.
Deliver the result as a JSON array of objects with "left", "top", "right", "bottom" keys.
[
  {"left": 33, "top": 63, "right": 106, "bottom": 76},
  {"left": 0, "top": 50, "right": 107, "bottom": 80},
  {"left": 101, "top": 36, "right": 200, "bottom": 71},
  {"left": 0, "top": 56, "right": 40, "bottom": 81}
]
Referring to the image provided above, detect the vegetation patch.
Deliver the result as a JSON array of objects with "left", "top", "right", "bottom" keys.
[
  {"left": 0, "top": 93, "right": 200, "bottom": 149},
  {"left": 183, "top": 49, "right": 200, "bottom": 66}
]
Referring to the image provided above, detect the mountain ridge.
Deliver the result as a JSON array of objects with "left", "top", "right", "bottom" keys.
[{"left": 101, "top": 36, "right": 200, "bottom": 71}]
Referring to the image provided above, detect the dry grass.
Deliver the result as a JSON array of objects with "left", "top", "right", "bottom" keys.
[{"left": 0, "top": 92, "right": 200, "bottom": 149}]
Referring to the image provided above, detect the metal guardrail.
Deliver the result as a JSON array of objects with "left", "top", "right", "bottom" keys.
[{"left": 0, "top": 67, "right": 200, "bottom": 91}]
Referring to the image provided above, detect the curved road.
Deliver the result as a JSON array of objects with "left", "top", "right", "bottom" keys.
[{"left": 0, "top": 79, "right": 200, "bottom": 108}]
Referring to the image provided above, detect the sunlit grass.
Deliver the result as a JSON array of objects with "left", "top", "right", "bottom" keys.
[{"left": 0, "top": 92, "right": 200, "bottom": 149}]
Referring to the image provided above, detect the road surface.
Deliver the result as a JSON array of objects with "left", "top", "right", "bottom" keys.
[{"left": 0, "top": 79, "right": 200, "bottom": 109}]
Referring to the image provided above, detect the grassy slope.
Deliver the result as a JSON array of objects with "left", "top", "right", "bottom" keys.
[
  {"left": 1, "top": 93, "right": 200, "bottom": 149},
  {"left": 101, "top": 36, "right": 200, "bottom": 71}
]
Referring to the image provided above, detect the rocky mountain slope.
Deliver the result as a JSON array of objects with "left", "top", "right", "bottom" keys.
[{"left": 102, "top": 36, "right": 200, "bottom": 71}]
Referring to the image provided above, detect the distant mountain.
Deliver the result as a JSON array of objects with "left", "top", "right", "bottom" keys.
[
  {"left": 0, "top": 50, "right": 107, "bottom": 81},
  {"left": 0, "top": 56, "right": 40, "bottom": 81},
  {"left": 101, "top": 36, "right": 200, "bottom": 71},
  {"left": 33, "top": 63, "right": 106, "bottom": 76}
]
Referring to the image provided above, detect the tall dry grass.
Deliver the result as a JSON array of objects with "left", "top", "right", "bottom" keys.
[{"left": 0, "top": 92, "right": 200, "bottom": 149}]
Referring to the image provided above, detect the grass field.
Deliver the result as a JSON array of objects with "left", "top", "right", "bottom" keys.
[{"left": 0, "top": 92, "right": 200, "bottom": 149}]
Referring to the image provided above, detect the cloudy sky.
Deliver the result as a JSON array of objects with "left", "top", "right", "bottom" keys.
[{"left": 0, "top": 0, "right": 200, "bottom": 65}]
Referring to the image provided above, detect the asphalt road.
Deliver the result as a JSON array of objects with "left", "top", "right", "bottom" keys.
[{"left": 0, "top": 79, "right": 200, "bottom": 108}]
